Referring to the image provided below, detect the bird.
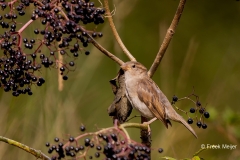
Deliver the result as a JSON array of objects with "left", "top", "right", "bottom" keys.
[
  {"left": 108, "top": 70, "right": 133, "bottom": 124},
  {"left": 120, "top": 61, "right": 197, "bottom": 138}
]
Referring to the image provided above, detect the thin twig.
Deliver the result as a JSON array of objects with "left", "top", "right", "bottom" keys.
[
  {"left": 0, "top": 136, "right": 51, "bottom": 160},
  {"left": 63, "top": 122, "right": 148, "bottom": 148},
  {"left": 192, "top": 148, "right": 207, "bottom": 156},
  {"left": 121, "top": 122, "right": 148, "bottom": 130},
  {"left": 103, "top": 0, "right": 136, "bottom": 62},
  {"left": 58, "top": 42, "right": 64, "bottom": 91},
  {"left": 148, "top": 0, "right": 187, "bottom": 78},
  {"left": 86, "top": 32, "right": 124, "bottom": 65}
]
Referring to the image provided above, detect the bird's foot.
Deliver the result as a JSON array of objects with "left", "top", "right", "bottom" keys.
[
  {"left": 142, "top": 117, "right": 157, "bottom": 135},
  {"left": 142, "top": 122, "right": 151, "bottom": 136}
]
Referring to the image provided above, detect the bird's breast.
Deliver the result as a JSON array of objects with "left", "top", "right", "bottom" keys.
[
  {"left": 124, "top": 78, "right": 154, "bottom": 119},
  {"left": 129, "top": 95, "right": 155, "bottom": 118}
]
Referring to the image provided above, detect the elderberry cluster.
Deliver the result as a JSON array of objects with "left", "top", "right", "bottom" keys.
[
  {"left": 172, "top": 94, "right": 210, "bottom": 129},
  {"left": 46, "top": 125, "right": 163, "bottom": 160},
  {"left": 0, "top": 0, "right": 105, "bottom": 96}
]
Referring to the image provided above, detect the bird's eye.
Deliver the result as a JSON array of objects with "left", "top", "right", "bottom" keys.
[{"left": 132, "top": 64, "right": 135, "bottom": 68}]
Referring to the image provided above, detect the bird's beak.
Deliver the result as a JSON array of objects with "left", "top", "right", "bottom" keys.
[{"left": 120, "top": 64, "right": 130, "bottom": 71}]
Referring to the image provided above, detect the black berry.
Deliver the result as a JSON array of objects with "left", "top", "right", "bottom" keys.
[
  {"left": 204, "top": 112, "right": 210, "bottom": 118},
  {"left": 202, "top": 123, "right": 207, "bottom": 129},
  {"left": 187, "top": 118, "right": 193, "bottom": 124},
  {"left": 158, "top": 148, "right": 163, "bottom": 153},
  {"left": 172, "top": 95, "right": 178, "bottom": 102},
  {"left": 196, "top": 121, "right": 202, "bottom": 128},
  {"left": 190, "top": 108, "right": 195, "bottom": 113},
  {"left": 80, "top": 125, "right": 85, "bottom": 131}
]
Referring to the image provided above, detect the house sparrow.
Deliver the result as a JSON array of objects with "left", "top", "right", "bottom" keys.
[
  {"left": 121, "top": 61, "right": 197, "bottom": 138},
  {"left": 108, "top": 69, "right": 133, "bottom": 123}
]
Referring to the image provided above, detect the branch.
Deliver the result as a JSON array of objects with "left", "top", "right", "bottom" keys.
[
  {"left": 86, "top": 32, "right": 124, "bottom": 65},
  {"left": 120, "top": 122, "right": 148, "bottom": 130},
  {"left": 62, "top": 121, "right": 149, "bottom": 148},
  {"left": 58, "top": 41, "right": 64, "bottom": 91},
  {"left": 104, "top": 0, "right": 136, "bottom": 62},
  {"left": 0, "top": 136, "right": 51, "bottom": 160},
  {"left": 140, "top": 117, "right": 151, "bottom": 149},
  {"left": 148, "top": 0, "right": 187, "bottom": 78}
]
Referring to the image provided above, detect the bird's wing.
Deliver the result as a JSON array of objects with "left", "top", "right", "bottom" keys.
[{"left": 137, "top": 78, "right": 169, "bottom": 128}]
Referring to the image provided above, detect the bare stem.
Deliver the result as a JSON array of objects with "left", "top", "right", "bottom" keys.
[
  {"left": 148, "top": 0, "right": 187, "bottom": 78},
  {"left": 58, "top": 42, "right": 64, "bottom": 91},
  {"left": 103, "top": 0, "right": 136, "bottom": 62},
  {"left": 86, "top": 33, "right": 124, "bottom": 65},
  {"left": 140, "top": 116, "right": 151, "bottom": 149},
  {"left": 0, "top": 136, "right": 51, "bottom": 160},
  {"left": 121, "top": 122, "right": 148, "bottom": 130},
  {"left": 18, "top": 19, "right": 35, "bottom": 34},
  {"left": 193, "top": 148, "right": 207, "bottom": 156}
]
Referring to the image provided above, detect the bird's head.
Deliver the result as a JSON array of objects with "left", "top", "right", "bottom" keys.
[{"left": 120, "top": 61, "right": 148, "bottom": 75}]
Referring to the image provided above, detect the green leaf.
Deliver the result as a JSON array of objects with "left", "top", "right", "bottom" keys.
[{"left": 191, "top": 156, "right": 201, "bottom": 160}]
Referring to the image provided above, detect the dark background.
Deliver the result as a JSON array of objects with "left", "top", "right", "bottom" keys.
[{"left": 0, "top": 0, "right": 239, "bottom": 159}]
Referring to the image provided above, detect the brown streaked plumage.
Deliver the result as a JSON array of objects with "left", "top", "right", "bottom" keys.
[
  {"left": 121, "top": 61, "right": 197, "bottom": 138},
  {"left": 108, "top": 69, "right": 133, "bottom": 124}
]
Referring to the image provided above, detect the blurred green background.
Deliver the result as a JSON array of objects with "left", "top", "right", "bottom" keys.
[{"left": 0, "top": 0, "right": 240, "bottom": 159}]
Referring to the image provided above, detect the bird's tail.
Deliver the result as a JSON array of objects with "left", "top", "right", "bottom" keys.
[{"left": 168, "top": 110, "right": 198, "bottom": 138}]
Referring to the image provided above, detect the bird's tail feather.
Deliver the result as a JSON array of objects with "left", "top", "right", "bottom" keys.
[{"left": 169, "top": 113, "right": 198, "bottom": 138}]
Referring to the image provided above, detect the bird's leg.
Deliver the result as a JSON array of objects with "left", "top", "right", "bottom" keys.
[
  {"left": 145, "top": 117, "right": 158, "bottom": 124},
  {"left": 142, "top": 117, "right": 157, "bottom": 135}
]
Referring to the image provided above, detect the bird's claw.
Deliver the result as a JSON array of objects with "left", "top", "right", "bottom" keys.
[{"left": 143, "top": 122, "right": 151, "bottom": 136}]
